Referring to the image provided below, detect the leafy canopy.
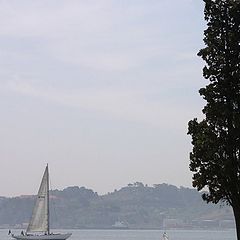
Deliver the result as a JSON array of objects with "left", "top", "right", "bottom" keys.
[{"left": 188, "top": 0, "right": 240, "bottom": 205}]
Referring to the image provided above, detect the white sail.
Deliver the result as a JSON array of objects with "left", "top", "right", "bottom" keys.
[
  {"left": 27, "top": 165, "right": 49, "bottom": 233},
  {"left": 11, "top": 165, "right": 71, "bottom": 240}
]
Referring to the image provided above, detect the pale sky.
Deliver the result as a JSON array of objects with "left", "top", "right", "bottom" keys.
[{"left": 0, "top": 0, "right": 206, "bottom": 197}]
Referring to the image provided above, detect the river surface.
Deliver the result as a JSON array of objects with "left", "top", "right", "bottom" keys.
[{"left": 0, "top": 229, "right": 236, "bottom": 240}]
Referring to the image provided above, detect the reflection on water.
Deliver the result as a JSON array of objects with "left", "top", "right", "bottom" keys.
[{"left": 0, "top": 229, "right": 236, "bottom": 240}]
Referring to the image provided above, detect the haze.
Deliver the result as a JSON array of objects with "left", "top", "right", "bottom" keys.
[{"left": 0, "top": 0, "right": 205, "bottom": 197}]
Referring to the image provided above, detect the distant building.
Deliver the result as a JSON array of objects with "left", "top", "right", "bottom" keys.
[
  {"left": 192, "top": 219, "right": 220, "bottom": 228},
  {"left": 163, "top": 219, "right": 184, "bottom": 229},
  {"left": 219, "top": 220, "right": 235, "bottom": 228},
  {"left": 112, "top": 221, "right": 128, "bottom": 229}
]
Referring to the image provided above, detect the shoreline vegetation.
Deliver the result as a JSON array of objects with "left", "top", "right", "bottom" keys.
[{"left": 0, "top": 183, "right": 234, "bottom": 230}]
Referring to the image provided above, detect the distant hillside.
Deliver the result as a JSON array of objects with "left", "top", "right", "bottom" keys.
[{"left": 0, "top": 183, "right": 234, "bottom": 229}]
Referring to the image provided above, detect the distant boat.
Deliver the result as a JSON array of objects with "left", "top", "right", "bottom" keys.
[
  {"left": 111, "top": 221, "right": 128, "bottom": 229},
  {"left": 161, "top": 232, "right": 169, "bottom": 240},
  {"left": 12, "top": 165, "right": 71, "bottom": 240}
]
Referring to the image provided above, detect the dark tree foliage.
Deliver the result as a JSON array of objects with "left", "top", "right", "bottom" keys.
[{"left": 188, "top": 0, "right": 240, "bottom": 238}]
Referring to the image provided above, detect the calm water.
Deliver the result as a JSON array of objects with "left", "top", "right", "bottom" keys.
[{"left": 0, "top": 229, "right": 236, "bottom": 240}]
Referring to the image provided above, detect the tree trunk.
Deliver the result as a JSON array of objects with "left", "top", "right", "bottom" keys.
[{"left": 233, "top": 204, "right": 240, "bottom": 240}]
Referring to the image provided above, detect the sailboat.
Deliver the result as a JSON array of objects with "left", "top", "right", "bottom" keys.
[
  {"left": 12, "top": 165, "right": 72, "bottom": 240},
  {"left": 161, "top": 232, "right": 169, "bottom": 240}
]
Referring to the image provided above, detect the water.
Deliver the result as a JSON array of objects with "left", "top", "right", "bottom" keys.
[{"left": 0, "top": 229, "right": 236, "bottom": 240}]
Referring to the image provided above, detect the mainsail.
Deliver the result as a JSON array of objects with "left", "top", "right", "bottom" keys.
[{"left": 27, "top": 165, "right": 49, "bottom": 233}]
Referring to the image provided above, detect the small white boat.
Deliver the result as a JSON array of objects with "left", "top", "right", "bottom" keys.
[
  {"left": 161, "top": 232, "right": 169, "bottom": 240},
  {"left": 12, "top": 165, "right": 71, "bottom": 240}
]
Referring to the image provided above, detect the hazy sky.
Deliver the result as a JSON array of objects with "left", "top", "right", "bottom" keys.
[{"left": 0, "top": 0, "right": 206, "bottom": 197}]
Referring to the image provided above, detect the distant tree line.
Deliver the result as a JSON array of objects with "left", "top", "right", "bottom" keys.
[{"left": 0, "top": 184, "right": 232, "bottom": 229}]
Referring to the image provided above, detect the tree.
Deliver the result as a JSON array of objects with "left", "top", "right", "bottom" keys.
[{"left": 188, "top": 0, "right": 240, "bottom": 238}]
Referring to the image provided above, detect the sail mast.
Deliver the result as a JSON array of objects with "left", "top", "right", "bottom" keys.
[{"left": 46, "top": 164, "right": 50, "bottom": 235}]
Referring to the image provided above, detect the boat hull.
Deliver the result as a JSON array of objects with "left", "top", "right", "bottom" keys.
[{"left": 12, "top": 233, "right": 72, "bottom": 240}]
